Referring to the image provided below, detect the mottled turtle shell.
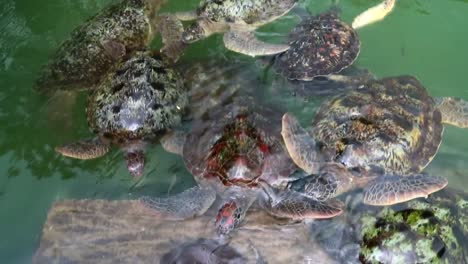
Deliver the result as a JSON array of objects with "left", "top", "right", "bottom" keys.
[
  {"left": 183, "top": 98, "right": 296, "bottom": 189},
  {"left": 35, "top": 0, "right": 161, "bottom": 93},
  {"left": 273, "top": 11, "right": 360, "bottom": 81},
  {"left": 197, "top": 0, "right": 296, "bottom": 26},
  {"left": 311, "top": 76, "right": 443, "bottom": 175},
  {"left": 87, "top": 52, "right": 187, "bottom": 143}
]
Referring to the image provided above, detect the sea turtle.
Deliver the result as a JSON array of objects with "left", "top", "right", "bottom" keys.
[
  {"left": 172, "top": 0, "right": 296, "bottom": 57},
  {"left": 34, "top": 0, "right": 182, "bottom": 94},
  {"left": 281, "top": 75, "right": 468, "bottom": 208},
  {"left": 55, "top": 51, "right": 188, "bottom": 177},
  {"left": 272, "top": 0, "right": 396, "bottom": 81},
  {"left": 307, "top": 187, "right": 468, "bottom": 263},
  {"left": 160, "top": 238, "right": 248, "bottom": 264},
  {"left": 140, "top": 98, "right": 343, "bottom": 235}
]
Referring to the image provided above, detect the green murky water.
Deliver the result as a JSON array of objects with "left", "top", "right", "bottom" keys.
[{"left": 1, "top": 0, "right": 468, "bottom": 263}]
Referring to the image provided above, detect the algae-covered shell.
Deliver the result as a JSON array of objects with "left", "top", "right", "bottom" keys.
[
  {"left": 87, "top": 52, "right": 187, "bottom": 142},
  {"left": 35, "top": 0, "right": 164, "bottom": 93},
  {"left": 359, "top": 188, "right": 468, "bottom": 263}
]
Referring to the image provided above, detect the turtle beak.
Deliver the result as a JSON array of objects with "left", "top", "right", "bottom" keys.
[{"left": 125, "top": 151, "right": 145, "bottom": 178}]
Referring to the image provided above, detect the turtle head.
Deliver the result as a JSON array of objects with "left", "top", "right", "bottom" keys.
[
  {"left": 125, "top": 150, "right": 145, "bottom": 178},
  {"left": 182, "top": 23, "right": 205, "bottom": 43},
  {"left": 287, "top": 163, "right": 354, "bottom": 200}
]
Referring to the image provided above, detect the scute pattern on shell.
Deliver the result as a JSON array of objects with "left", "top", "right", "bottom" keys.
[
  {"left": 197, "top": 0, "right": 294, "bottom": 26},
  {"left": 311, "top": 76, "right": 443, "bottom": 175},
  {"left": 273, "top": 11, "right": 360, "bottom": 80},
  {"left": 87, "top": 52, "right": 187, "bottom": 142},
  {"left": 183, "top": 98, "right": 296, "bottom": 188},
  {"left": 35, "top": 0, "right": 154, "bottom": 93}
]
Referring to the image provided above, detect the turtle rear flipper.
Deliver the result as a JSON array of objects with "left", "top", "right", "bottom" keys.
[
  {"left": 139, "top": 186, "right": 216, "bottom": 219},
  {"left": 55, "top": 138, "right": 110, "bottom": 159},
  {"left": 223, "top": 31, "right": 289, "bottom": 57},
  {"left": 363, "top": 174, "right": 448, "bottom": 206},
  {"left": 352, "top": 0, "right": 396, "bottom": 29},
  {"left": 435, "top": 97, "right": 468, "bottom": 128},
  {"left": 281, "top": 113, "right": 323, "bottom": 174}
]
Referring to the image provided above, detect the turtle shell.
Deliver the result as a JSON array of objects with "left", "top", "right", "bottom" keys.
[
  {"left": 183, "top": 98, "right": 296, "bottom": 189},
  {"left": 87, "top": 52, "right": 188, "bottom": 144},
  {"left": 311, "top": 75, "right": 443, "bottom": 175},
  {"left": 273, "top": 11, "right": 360, "bottom": 81},
  {"left": 197, "top": 0, "right": 296, "bottom": 26},
  {"left": 35, "top": 0, "right": 160, "bottom": 94}
]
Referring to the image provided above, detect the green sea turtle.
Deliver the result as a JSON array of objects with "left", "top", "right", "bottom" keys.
[
  {"left": 282, "top": 75, "right": 468, "bottom": 207},
  {"left": 172, "top": 0, "right": 296, "bottom": 57},
  {"left": 307, "top": 187, "right": 468, "bottom": 263},
  {"left": 140, "top": 98, "right": 343, "bottom": 235},
  {"left": 55, "top": 52, "right": 187, "bottom": 177},
  {"left": 34, "top": 0, "right": 182, "bottom": 94},
  {"left": 160, "top": 238, "right": 249, "bottom": 264},
  {"left": 272, "top": 0, "right": 396, "bottom": 81}
]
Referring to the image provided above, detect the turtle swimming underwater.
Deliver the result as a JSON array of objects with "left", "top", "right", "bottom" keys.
[
  {"left": 55, "top": 52, "right": 188, "bottom": 177},
  {"left": 272, "top": 0, "right": 396, "bottom": 81},
  {"left": 140, "top": 98, "right": 343, "bottom": 235},
  {"left": 172, "top": 0, "right": 296, "bottom": 57},
  {"left": 282, "top": 75, "right": 468, "bottom": 207},
  {"left": 34, "top": 0, "right": 182, "bottom": 94},
  {"left": 307, "top": 187, "right": 468, "bottom": 263}
]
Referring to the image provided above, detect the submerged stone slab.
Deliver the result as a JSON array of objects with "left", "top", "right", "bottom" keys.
[{"left": 33, "top": 199, "right": 338, "bottom": 264}]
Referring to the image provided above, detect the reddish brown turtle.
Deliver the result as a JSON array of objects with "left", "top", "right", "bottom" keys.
[
  {"left": 272, "top": 0, "right": 396, "bottom": 81},
  {"left": 140, "top": 98, "right": 343, "bottom": 235}
]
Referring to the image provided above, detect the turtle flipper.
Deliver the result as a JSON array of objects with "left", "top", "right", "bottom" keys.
[
  {"left": 174, "top": 11, "right": 198, "bottom": 21},
  {"left": 223, "top": 31, "right": 290, "bottom": 57},
  {"left": 435, "top": 97, "right": 468, "bottom": 128},
  {"left": 363, "top": 174, "right": 448, "bottom": 206},
  {"left": 260, "top": 183, "right": 343, "bottom": 220},
  {"left": 352, "top": 0, "right": 396, "bottom": 29},
  {"left": 160, "top": 130, "right": 187, "bottom": 155},
  {"left": 156, "top": 14, "right": 187, "bottom": 62},
  {"left": 281, "top": 113, "right": 323, "bottom": 174},
  {"left": 55, "top": 138, "right": 110, "bottom": 159},
  {"left": 139, "top": 186, "right": 216, "bottom": 220}
]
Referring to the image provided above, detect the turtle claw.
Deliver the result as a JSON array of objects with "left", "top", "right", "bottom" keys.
[
  {"left": 223, "top": 31, "right": 290, "bottom": 57},
  {"left": 363, "top": 174, "right": 448, "bottom": 206},
  {"left": 55, "top": 138, "right": 110, "bottom": 159},
  {"left": 139, "top": 186, "right": 216, "bottom": 220}
]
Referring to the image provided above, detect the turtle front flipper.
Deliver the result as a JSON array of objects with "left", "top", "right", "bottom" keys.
[
  {"left": 55, "top": 138, "right": 110, "bottom": 159},
  {"left": 259, "top": 182, "right": 343, "bottom": 220},
  {"left": 160, "top": 130, "right": 187, "bottom": 155},
  {"left": 223, "top": 31, "right": 290, "bottom": 57},
  {"left": 139, "top": 186, "right": 216, "bottom": 219},
  {"left": 352, "top": 0, "right": 396, "bottom": 29},
  {"left": 363, "top": 174, "right": 448, "bottom": 206},
  {"left": 281, "top": 113, "right": 323, "bottom": 174},
  {"left": 174, "top": 11, "right": 198, "bottom": 21},
  {"left": 156, "top": 14, "right": 187, "bottom": 62},
  {"left": 435, "top": 97, "right": 468, "bottom": 128}
]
